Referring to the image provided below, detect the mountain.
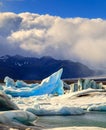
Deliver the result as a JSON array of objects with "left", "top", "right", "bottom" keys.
[{"left": 0, "top": 55, "right": 101, "bottom": 80}]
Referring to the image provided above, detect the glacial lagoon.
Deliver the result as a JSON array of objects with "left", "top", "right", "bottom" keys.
[
  {"left": 0, "top": 69, "right": 106, "bottom": 129},
  {"left": 37, "top": 111, "right": 106, "bottom": 128}
]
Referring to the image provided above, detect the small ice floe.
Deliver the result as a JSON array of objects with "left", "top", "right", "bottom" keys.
[
  {"left": 26, "top": 104, "right": 84, "bottom": 116},
  {"left": 87, "top": 103, "right": 106, "bottom": 111}
]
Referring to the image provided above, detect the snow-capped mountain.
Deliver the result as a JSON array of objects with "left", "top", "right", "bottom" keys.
[{"left": 0, "top": 55, "right": 102, "bottom": 80}]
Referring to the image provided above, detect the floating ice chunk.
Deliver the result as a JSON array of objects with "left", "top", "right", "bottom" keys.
[
  {"left": 4, "top": 68, "right": 64, "bottom": 97},
  {"left": 4, "top": 76, "right": 15, "bottom": 88},
  {"left": 87, "top": 104, "right": 106, "bottom": 111},
  {"left": 0, "top": 110, "right": 38, "bottom": 126},
  {"left": 70, "top": 78, "right": 104, "bottom": 92},
  {"left": 26, "top": 105, "right": 84, "bottom": 116}
]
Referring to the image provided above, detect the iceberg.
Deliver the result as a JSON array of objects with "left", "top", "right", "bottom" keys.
[
  {"left": 70, "top": 78, "right": 104, "bottom": 93},
  {"left": 79, "top": 79, "right": 103, "bottom": 90},
  {"left": 87, "top": 104, "right": 106, "bottom": 111},
  {"left": 4, "top": 76, "right": 15, "bottom": 88},
  {"left": 4, "top": 68, "right": 64, "bottom": 97},
  {"left": 26, "top": 105, "right": 84, "bottom": 116}
]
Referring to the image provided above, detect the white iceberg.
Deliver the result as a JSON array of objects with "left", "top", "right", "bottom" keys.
[
  {"left": 26, "top": 104, "right": 84, "bottom": 116},
  {"left": 87, "top": 104, "right": 106, "bottom": 111},
  {"left": 4, "top": 76, "right": 15, "bottom": 88},
  {"left": 70, "top": 78, "right": 104, "bottom": 93},
  {"left": 4, "top": 68, "right": 64, "bottom": 97}
]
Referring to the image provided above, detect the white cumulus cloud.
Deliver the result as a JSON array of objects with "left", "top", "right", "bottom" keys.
[{"left": 0, "top": 12, "right": 106, "bottom": 69}]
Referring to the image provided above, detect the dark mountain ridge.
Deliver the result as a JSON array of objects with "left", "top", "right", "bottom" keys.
[{"left": 0, "top": 55, "right": 102, "bottom": 80}]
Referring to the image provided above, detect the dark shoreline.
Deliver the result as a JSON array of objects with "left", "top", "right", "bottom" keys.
[{"left": 0, "top": 78, "right": 106, "bottom": 85}]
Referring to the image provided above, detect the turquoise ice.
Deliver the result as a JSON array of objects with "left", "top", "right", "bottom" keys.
[{"left": 4, "top": 68, "right": 64, "bottom": 97}]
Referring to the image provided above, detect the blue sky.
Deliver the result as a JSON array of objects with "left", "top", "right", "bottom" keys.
[{"left": 0, "top": 0, "right": 106, "bottom": 18}]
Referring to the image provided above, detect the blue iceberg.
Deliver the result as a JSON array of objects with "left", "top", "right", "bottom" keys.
[{"left": 4, "top": 69, "right": 64, "bottom": 97}]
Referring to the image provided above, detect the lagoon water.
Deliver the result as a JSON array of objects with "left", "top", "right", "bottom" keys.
[{"left": 37, "top": 111, "right": 106, "bottom": 128}]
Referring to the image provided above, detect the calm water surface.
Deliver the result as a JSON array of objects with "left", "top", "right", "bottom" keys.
[{"left": 37, "top": 111, "right": 106, "bottom": 128}]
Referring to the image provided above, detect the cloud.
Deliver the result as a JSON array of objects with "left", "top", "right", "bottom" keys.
[
  {"left": 0, "top": 12, "right": 22, "bottom": 36},
  {"left": 0, "top": 12, "right": 106, "bottom": 69}
]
